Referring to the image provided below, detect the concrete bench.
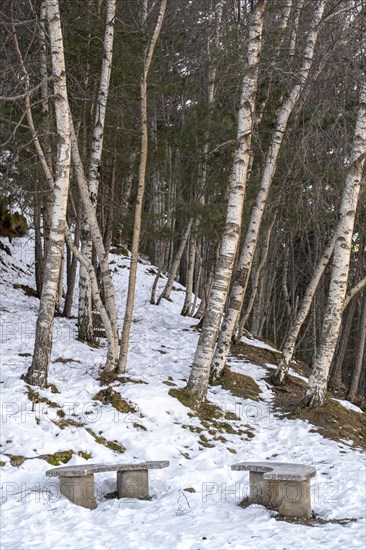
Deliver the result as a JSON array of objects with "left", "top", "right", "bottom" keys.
[
  {"left": 46, "top": 461, "right": 169, "bottom": 509},
  {"left": 231, "top": 461, "right": 316, "bottom": 518}
]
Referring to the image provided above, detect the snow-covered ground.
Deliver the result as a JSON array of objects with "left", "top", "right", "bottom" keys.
[{"left": 0, "top": 234, "right": 365, "bottom": 550}]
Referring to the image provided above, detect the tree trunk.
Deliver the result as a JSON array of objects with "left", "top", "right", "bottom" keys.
[
  {"left": 347, "top": 291, "right": 366, "bottom": 402},
  {"left": 25, "top": 0, "right": 71, "bottom": 387},
  {"left": 118, "top": 0, "right": 167, "bottom": 374},
  {"left": 78, "top": 0, "right": 116, "bottom": 343},
  {"left": 157, "top": 219, "right": 193, "bottom": 304},
  {"left": 210, "top": 0, "right": 326, "bottom": 382},
  {"left": 302, "top": 80, "right": 366, "bottom": 408},
  {"left": 273, "top": 232, "right": 336, "bottom": 384},
  {"left": 237, "top": 216, "right": 275, "bottom": 338},
  {"left": 186, "top": 0, "right": 267, "bottom": 401},
  {"left": 181, "top": 236, "right": 196, "bottom": 316}
]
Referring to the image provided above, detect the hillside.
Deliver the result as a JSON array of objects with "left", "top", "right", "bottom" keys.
[{"left": 0, "top": 234, "right": 365, "bottom": 550}]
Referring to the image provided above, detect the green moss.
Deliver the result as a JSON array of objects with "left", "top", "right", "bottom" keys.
[
  {"left": 26, "top": 386, "right": 60, "bottom": 409},
  {"left": 78, "top": 451, "right": 92, "bottom": 460},
  {"left": 92, "top": 386, "right": 136, "bottom": 414},
  {"left": 0, "top": 460, "right": 6, "bottom": 467},
  {"left": 46, "top": 450, "right": 73, "bottom": 465},
  {"left": 212, "top": 367, "right": 261, "bottom": 401},
  {"left": 56, "top": 410, "right": 65, "bottom": 418},
  {"left": 86, "top": 428, "right": 125, "bottom": 453},
  {"left": 227, "top": 448, "right": 237, "bottom": 454}
]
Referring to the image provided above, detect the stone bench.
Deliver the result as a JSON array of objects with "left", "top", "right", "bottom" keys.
[
  {"left": 231, "top": 461, "right": 316, "bottom": 518},
  {"left": 46, "top": 460, "right": 169, "bottom": 509}
]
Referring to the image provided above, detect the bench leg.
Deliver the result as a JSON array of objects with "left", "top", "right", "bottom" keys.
[
  {"left": 249, "top": 471, "right": 278, "bottom": 509},
  {"left": 275, "top": 479, "right": 312, "bottom": 519},
  {"left": 117, "top": 469, "right": 149, "bottom": 499},
  {"left": 249, "top": 473, "right": 312, "bottom": 518},
  {"left": 60, "top": 474, "right": 97, "bottom": 510}
]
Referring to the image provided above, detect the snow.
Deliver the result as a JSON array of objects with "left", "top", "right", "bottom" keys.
[{"left": 1, "top": 234, "right": 365, "bottom": 550}]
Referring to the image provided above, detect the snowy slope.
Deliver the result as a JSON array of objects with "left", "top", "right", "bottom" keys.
[{"left": 0, "top": 234, "right": 365, "bottom": 550}]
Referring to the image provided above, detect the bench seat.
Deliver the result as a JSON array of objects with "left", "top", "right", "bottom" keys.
[
  {"left": 46, "top": 461, "right": 169, "bottom": 509},
  {"left": 232, "top": 461, "right": 316, "bottom": 518}
]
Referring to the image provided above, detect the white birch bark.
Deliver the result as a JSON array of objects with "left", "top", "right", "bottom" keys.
[
  {"left": 118, "top": 0, "right": 167, "bottom": 374},
  {"left": 303, "top": 80, "right": 366, "bottom": 408},
  {"left": 69, "top": 116, "right": 119, "bottom": 359},
  {"left": 25, "top": 0, "right": 71, "bottom": 387},
  {"left": 78, "top": 0, "right": 116, "bottom": 342},
  {"left": 273, "top": 232, "right": 336, "bottom": 384},
  {"left": 186, "top": 0, "right": 267, "bottom": 401},
  {"left": 210, "top": 0, "right": 326, "bottom": 382}
]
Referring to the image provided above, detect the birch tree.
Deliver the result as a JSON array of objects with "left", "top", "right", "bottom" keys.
[
  {"left": 273, "top": 232, "right": 336, "bottom": 384},
  {"left": 78, "top": 0, "right": 116, "bottom": 342},
  {"left": 118, "top": 0, "right": 167, "bottom": 374},
  {"left": 302, "top": 78, "right": 366, "bottom": 408},
  {"left": 24, "top": 0, "right": 71, "bottom": 387},
  {"left": 186, "top": 0, "right": 267, "bottom": 401},
  {"left": 210, "top": 0, "right": 327, "bottom": 382}
]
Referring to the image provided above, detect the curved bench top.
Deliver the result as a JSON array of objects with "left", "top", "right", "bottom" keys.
[
  {"left": 46, "top": 460, "right": 169, "bottom": 478},
  {"left": 231, "top": 461, "right": 316, "bottom": 480}
]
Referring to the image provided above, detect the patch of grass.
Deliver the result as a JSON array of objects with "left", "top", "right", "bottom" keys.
[
  {"left": 181, "top": 424, "right": 203, "bottom": 434},
  {"left": 18, "top": 352, "right": 32, "bottom": 357},
  {"left": 295, "top": 399, "right": 366, "bottom": 450},
  {"left": 92, "top": 386, "right": 136, "bottom": 414},
  {"left": 212, "top": 366, "right": 261, "bottom": 401},
  {"left": 227, "top": 448, "right": 237, "bottom": 454},
  {"left": 99, "top": 371, "right": 147, "bottom": 386},
  {"left": 56, "top": 410, "right": 65, "bottom": 418},
  {"left": 163, "top": 380, "right": 177, "bottom": 387},
  {"left": 180, "top": 451, "right": 190, "bottom": 459},
  {"left": 13, "top": 283, "right": 37, "bottom": 297},
  {"left": 133, "top": 423, "right": 147, "bottom": 431},
  {"left": 26, "top": 386, "right": 59, "bottom": 409},
  {"left": 199, "top": 434, "right": 214, "bottom": 448},
  {"left": 78, "top": 451, "right": 92, "bottom": 460},
  {"left": 55, "top": 418, "right": 84, "bottom": 430},
  {"left": 6, "top": 455, "right": 26, "bottom": 467},
  {"left": 0, "top": 460, "right": 6, "bottom": 467},
  {"left": 169, "top": 387, "right": 256, "bottom": 442},
  {"left": 45, "top": 450, "right": 73, "bottom": 465},
  {"left": 47, "top": 384, "right": 60, "bottom": 394},
  {"left": 232, "top": 341, "right": 282, "bottom": 366},
  {"left": 86, "top": 428, "right": 125, "bottom": 453},
  {"left": 183, "top": 487, "right": 196, "bottom": 493},
  {"left": 54, "top": 357, "right": 81, "bottom": 364}
]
